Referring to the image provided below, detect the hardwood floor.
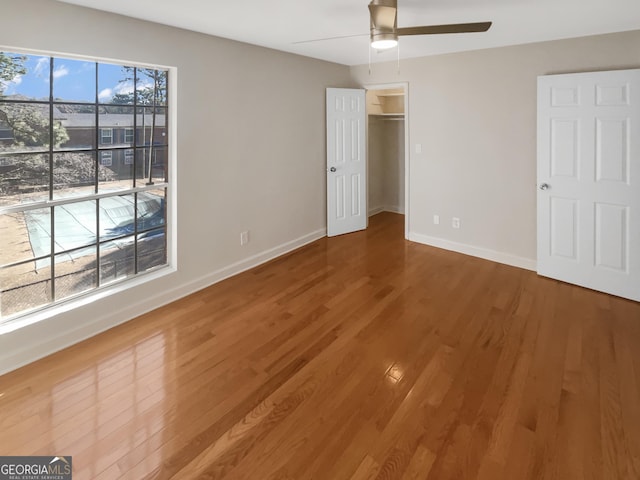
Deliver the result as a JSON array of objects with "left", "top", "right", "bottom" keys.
[{"left": 1, "top": 212, "right": 639, "bottom": 480}]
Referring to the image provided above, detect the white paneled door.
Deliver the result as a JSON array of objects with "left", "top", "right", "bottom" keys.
[
  {"left": 537, "top": 69, "right": 640, "bottom": 301},
  {"left": 326, "top": 88, "right": 367, "bottom": 237}
]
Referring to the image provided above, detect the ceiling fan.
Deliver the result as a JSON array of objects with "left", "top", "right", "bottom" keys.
[
  {"left": 369, "top": 0, "right": 492, "bottom": 49},
  {"left": 295, "top": 0, "right": 492, "bottom": 50}
]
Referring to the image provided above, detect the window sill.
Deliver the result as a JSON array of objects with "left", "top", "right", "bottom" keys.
[{"left": 0, "top": 265, "right": 176, "bottom": 336}]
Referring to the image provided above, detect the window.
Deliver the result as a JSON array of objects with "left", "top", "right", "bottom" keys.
[
  {"left": 0, "top": 127, "right": 13, "bottom": 141},
  {"left": 124, "top": 149, "right": 134, "bottom": 165},
  {"left": 100, "top": 128, "right": 113, "bottom": 145},
  {"left": 100, "top": 151, "right": 113, "bottom": 166},
  {"left": 0, "top": 50, "right": 170, "bottom": 321}
]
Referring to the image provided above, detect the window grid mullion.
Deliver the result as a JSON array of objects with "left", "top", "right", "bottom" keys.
[
  {"left": 94, "top": 62, "right": 100, "bottom": 195},
  {"left": 95, "top": 62, "right": 101, "bottom": 288},
  {"left": 0, "top": 142, "right": 168, "bottom": 158},
  {"left": 96, "top": 201, "right": 101, "bottom": 288},
  {"left": 48, "top": 57, "right": 56, "bottom": 302},
  {"left": 0, "top": 182, "right": 168, "bottom": 215},
  {"left": 50, "top": 205, "right": 56, "bottom": 302},
  {"left": 133, "top": 68, "right": 139, "bottom": 275}
]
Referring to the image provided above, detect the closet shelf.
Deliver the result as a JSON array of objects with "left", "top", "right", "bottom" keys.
[{"left": 366, "top": 88, "right": 405, "bottom": 115}]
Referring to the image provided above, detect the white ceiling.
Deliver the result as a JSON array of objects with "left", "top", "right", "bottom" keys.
[{"left": 56, "top": 0, "right": 640, "bottom": 66}]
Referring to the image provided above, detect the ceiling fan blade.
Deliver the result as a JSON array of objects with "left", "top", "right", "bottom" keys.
[
  {"left": 368, "top": 4, "right": 397, "bottom": 31},
  {"left": 397, "top": 21, "right": 492, "bottom": 36},
  {"left": 292, "top": 33, "right": 369, "bottom": 45}
]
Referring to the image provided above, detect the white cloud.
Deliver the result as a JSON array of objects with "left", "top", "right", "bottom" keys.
[
  {"left": 114, "top": 80, "right": 135, "bottom": 95},
  {"left": 78, "top": 62, "right": 94, "bottom": 72},
  {"left": 98, "top": 88, "right": 113, "bottom": 101},
  {"left": 136, "top": 80, "right": 153, "bottom": 91},
  {"left": 97, "top": 79, "right": 155, "bottom": 102},
  {"left": 1, "top": 74, "right": 23, "bottom": 94},
  {"left": 33, "top": 57, "right": 48, "bottom": 77},
  {"left": 52, "top": 65, "right": 69, "bottom": 79}
]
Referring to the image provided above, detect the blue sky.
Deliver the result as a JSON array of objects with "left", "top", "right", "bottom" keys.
[{"left": 1, "top": 52, "right": 157, "bottom": 103}]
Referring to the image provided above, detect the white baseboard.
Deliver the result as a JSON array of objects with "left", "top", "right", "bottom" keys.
[
  {"left": 369, "top": 205, "right": 405, "bottom": 217},
  {"left": 169, "top": 227, "right": 327, "bottom": 303},
  {"left": 0, "top": 228, "right": 327, "bottom": 376},
  {"left": 408, "top": 232, "right": 536, "bottom": 271},
  {"left": 368, "top": 206, "right": 384, "bottom": 217},
  {"left": 384, "top": 205, "right": 405, "bottom": 215}
]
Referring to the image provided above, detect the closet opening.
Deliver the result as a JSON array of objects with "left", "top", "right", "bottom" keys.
[{"left": 366, "top": 83, "right": 409, "bottom": 239}]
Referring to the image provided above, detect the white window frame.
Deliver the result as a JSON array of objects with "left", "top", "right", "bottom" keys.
[
  {"left": 124, "top": 149, "right": 134, "bottom": 165},
  {"left": 124, "top": 128, "right": 134, "bottom": 144},
  {"left": 100, "top": 128, "right": 113, "bottom": 145},
  {"left": 100, "top": 150, "right": 113, "bottom": 166}
]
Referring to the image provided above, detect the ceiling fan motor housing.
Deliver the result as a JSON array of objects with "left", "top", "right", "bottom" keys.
[{"left": 369, "top": 0, "right": 399, "bottom": 46}]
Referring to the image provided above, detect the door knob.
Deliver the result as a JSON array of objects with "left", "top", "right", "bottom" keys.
[
  {"left": 539, "top": 183, "right": 550, "bottom": 191},
  {"left": 329, "top": 167, "right": 337, "bottom": 172}
]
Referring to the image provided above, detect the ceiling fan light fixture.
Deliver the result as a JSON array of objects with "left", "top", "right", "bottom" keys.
[{"left": 371, "top": 32, "right": 398, "bottom": 50}]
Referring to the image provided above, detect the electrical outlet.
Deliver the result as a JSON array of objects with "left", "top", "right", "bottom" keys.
[
  {"left": 240, "top": 231, "right": 249, "bottom": 245},
  {"left": 415, "top": 143, "right": 422, "bottom": 154},
  {"left": 433, "top": 214, "right": 440, "bottom": 225},
  {"left": 452, "top": 217, "right": 461, "bottom": 229}
]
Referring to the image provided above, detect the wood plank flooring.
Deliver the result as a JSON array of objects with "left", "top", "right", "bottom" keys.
[{"left": 1, "top": 212, "right": 639, "bottom": 479}]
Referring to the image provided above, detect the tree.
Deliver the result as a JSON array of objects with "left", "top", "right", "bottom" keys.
[
  {"left": 0, "top": 52, "right": 27, "bottom": 94},
  {"left": 108, "top": 68, "right": 167, "bottom": 106},
  {"left": 0, "top": 102, "right": 69, "bottom": 148},
  {"left": 110, "top": 67, "right": 167, "bottom": 185},
  {"left": 0, "top": 54, "right": 68, "bottom": 148},
  {"left": 0, "top": 53, "right": 114, "bottom": 200},
  {"left": 109, "top": 92, "right": 135, "bottom": 106}
]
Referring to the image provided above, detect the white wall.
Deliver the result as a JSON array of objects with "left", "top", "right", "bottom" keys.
[
  {"left": 351, "top": 30, "right": 640, "bottom": 269},
  {"left": 0, "top": 0, "right": 353, "bottom": 373},
  {"left": 367, "top": 117, "right": 385, "bottom": 214},
  {"left": 380, "top": 118, "right": 405, "bottom": 214},
  {"left": 368, "top": 117, "right": 405, "bottom": 215}
]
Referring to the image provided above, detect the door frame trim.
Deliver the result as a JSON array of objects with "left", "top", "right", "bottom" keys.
[{"left": 364, "top": 82, "right": 410, "bottom": 239}]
